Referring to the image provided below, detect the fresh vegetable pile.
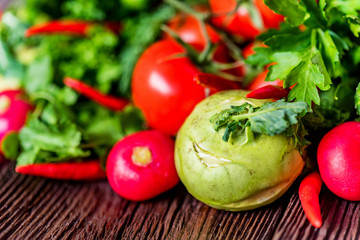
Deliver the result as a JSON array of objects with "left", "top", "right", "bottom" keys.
[{"left": 1, "top": 0, "right": 360, "bottom": 229}]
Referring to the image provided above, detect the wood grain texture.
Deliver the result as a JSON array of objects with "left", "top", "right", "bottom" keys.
[{"left": 0, "top": 161, "right": 359, "bottom": 240}]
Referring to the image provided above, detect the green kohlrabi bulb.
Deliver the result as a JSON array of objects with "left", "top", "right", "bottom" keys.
[{"left": 175, "top": 90, "right": 305, "bottom": 211}]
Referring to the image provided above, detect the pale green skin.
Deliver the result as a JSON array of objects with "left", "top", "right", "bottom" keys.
[{"left": 175, "top": 90, "right": 305, "bottom": 211}]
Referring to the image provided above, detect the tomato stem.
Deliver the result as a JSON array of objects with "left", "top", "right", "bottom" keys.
[
  {"left": 160, "top": 25, "right": 201, "bottom": 62},
  {"left": 165, "top": 0, "right": 209, "bottom": 20},
  {"left": 164, "top": 0, "right": 213, "bottom": 63},
  {"left": 194, "top": 73, "right": 241, "bottom": 91}
]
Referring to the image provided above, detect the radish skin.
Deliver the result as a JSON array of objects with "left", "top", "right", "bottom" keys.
[
  {"left": 106, "top": 130, "right": 179, "bottom": 201},
  {"left": 317, "top": 121, "right": 360, "bottom": 201}
]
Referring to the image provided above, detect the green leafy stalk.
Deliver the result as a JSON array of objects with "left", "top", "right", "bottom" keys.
[
  {"left": 118, "top": 5, "right": 175, "bottom": 96},
  {"left": 246, "top": 0, "right": 360, "bottom": 106},
  {"left": 210, "top": 100, "right": 310, "bottom": 142},
  {"left": 264, "top": 0, "right": 307, "bottom": 26},
  {"left": 355, "top": 83, "right": 360, "bottom": 116}
]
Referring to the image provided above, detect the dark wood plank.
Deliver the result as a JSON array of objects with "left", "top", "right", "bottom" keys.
[
  {"left": 0, "top": 161, "right": 289, "bottom": 239},
  {"left": 1, "top": 160, "right": 359, "bottom": 239},
  {"left": 273, "top": 183, "right": 360, "bottom": 240}
]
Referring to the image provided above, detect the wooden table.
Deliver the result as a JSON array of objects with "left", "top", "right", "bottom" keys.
[{"left": 0, "top": 160, "right": 358, "bottom": 240}]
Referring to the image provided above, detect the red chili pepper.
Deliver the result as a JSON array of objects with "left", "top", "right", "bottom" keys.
[
  {"left": 194, "top": 73, "right": 241, "bottom": 92},
  {"left": 15, "top": 160, "right": 106, "bottom": 180},
  {"left": 64, "top": 77, "right": 129, "bottom": 111},
  {"left": 246, "top": 85, "right": 290, "bottom": 100},
  {"left": 25, "top": 20, "right": 91, "bottom": 37},
  {"left": 25, "top": 20, "right": 122, "bottom": 37},
  {"left": 299, "top": 171, "right": 323, "bottom": 228}
]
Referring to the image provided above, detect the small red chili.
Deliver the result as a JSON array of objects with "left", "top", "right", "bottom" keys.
[
  {"left": 25, "top": 20, "right": 122, "bottom": 37},
  {"left": 194, "top": 73, "right": 241, "bottom": 92},
  {"left": 64, "top": 77, "right": 129, "bottom": 111},
  {"left": 25, "top": 20, "right": 92, "bottom": 37},
  {"left": 246, "top": 85, "right": 289, "bottom": 100},
  {"left": 15, "top": 160, "right": 106, "bottom": 180},
  {"left": 299, "top": 171, "right": 323, "bottom": 228}
]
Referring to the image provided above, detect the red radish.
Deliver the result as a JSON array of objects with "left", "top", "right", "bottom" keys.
[
  {"left": 106, "top": 130, "right": 179, "bottom": 201},
  {"left": 317, "top": 121, "right": 360, "bottom": 201},
  {"left": 0, "top": 90, "right": 32, "bottom": 148}
]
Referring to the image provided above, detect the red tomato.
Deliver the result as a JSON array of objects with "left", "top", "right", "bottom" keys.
[
  {"left": 132, "top": 40, "right": 206, "bottom": 135},
  {"left": 165, "top": 14, "right": 220, "bottom": 47},
  {"left": 107, "top": 130, "right": 179, "bottom": 201},
  {"left": 254, "top": 0, "right": 284, "bottom": 29},
  {"left": 210, "top": 0, "right": 261, "bottom": 40},
  {"left": 246, "top": 70, "right": 283, "bottom": 90},
  {"left": 317, "top": 121, "right": 360, "bottom": 201}
]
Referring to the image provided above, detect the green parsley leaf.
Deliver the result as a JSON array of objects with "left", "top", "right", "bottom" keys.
[
  {"left": 1, "top": 132, "right": 20, "bottom": 161},
  {"left": 18, "top": 118, "right": 90, "bottom": 165},
  {"left": 355, "top": 82, "right": 360, "bottom": 116},
  {"left": 0, "top": 40, "right": 24, "bottom": 81},
  {"left": 24, "top": 55, "right": 53, "bottom": 94},
  {"left": 286, "top": 49, "right": 332, "bottom": 105},
  {"left": 264, "top": 0, "right": 307, "bottom": 26},
  {"left": 118, "top": 5, "right": 175, "bottom": 96}
]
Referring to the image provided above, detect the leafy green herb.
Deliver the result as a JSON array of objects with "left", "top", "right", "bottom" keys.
[
  {"left": 355, "top": 83, "right": 360, "bottom": 116},
  {"left": 24, "top": 55, "right": 53, "bottom": 93},
  {"left": 304, "top": 83, "right": 355, "bottom": 130},
  {"left": 15, "top": 96, "right": 145, "bottom": 166},
  {"left": 1, "top": 132, "right": 20, "bottom": 161},
  {"left": 0, "top": 40, "right": 24, "bottom": 81},
  {"left": 264, "top": 0, "right": 306, "bottom": 26},
  {"left": 17, "top": 117, "right": 90, "bottom": 166},
  {"left": 118, "top": 5, "right": 175, "bottom": 96},
  {"left": 247, "top": 0, "right": 360, "bottom": 106},
  {"left": 210, "top": 100, "right": 309, "bottom": 142}
]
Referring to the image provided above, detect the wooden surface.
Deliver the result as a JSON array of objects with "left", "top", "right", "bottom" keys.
[{"left": 0, "top": 160, "right": 358, "bottom": 240}]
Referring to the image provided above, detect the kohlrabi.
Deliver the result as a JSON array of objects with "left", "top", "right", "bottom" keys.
[{"left": 175, "top": 90, "right": 307, "bottom": 211}]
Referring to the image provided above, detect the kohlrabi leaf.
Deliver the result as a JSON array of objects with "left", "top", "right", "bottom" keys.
[{"left": 210, "top": 100, "right": 309, "bottom": 142}]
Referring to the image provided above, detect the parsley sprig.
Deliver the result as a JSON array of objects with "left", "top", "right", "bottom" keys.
[{"left": 246, "top": 0, "right": 360, "bottom": 106}]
